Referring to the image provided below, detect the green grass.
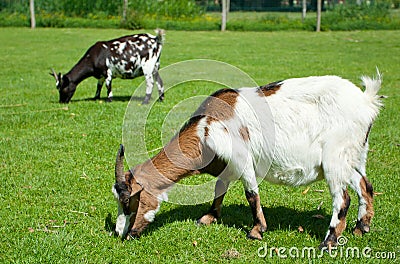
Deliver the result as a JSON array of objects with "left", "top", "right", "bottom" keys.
[{"left": 0, "top": 28, "right": 399, "bottom": 263}]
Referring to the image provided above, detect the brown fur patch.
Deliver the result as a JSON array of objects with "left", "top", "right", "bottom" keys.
[
  {"left": 257, "top": 81, "right": 282, "bottom": 97},
  {"left": 134, "top": 116, "right": 205, "bottom": 187},
  {"left": 364, "top": 124, "right": 372, "bottom": 146},
  {"left": 360, "top": 176, "right": 374, "bottom": 224},
  {"left": 143, "top": 89, "right": 238, "bottom": 184},
  {"left": 204, "top": 126, "right": 209, "bottom": 137},
  {"left": 322, "top": 189, "right": 351, "bottom": 247},
  {"left": 239, "top": 126, "right": 250, "bottom": 141},
  {"left": 195, "top": 88, "right": 239, "bottom": 122},
  {"left": 128, "top": 190, "right": 159, "bottom": 238},
  {"left": 200, "top": 154, "right": 227, "bottom": 177},
  {"left": 335, "top": 190, "right": 351, "bottom": 236},
  {"left": 245, "top": 191, "right": 267, "bottom": 240}
]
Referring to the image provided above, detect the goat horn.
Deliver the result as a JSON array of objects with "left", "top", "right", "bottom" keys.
[
  {"left": 115, "top": 144, "right": 125, "bottom": 183},
  {"left": 50, "top": 68, "right": 59, "bottom": 81}
]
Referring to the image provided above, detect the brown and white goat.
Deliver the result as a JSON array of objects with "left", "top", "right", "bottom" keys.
[
  {"left": 51, "top": 30, "right": 165, "bottom": 104},
  {"left": 113, "top": 74, "right": 382, "bottom": 248}
]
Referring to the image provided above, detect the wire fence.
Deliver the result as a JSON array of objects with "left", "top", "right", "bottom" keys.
[{"left": 0, "top": 0, "right": 329, "bottom": 16}]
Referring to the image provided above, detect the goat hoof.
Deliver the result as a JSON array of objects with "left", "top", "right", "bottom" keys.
[
  {"left": 106, "top": 97, "right": 112, "bottom": 103},
  {"left": 319, "top": 239, "right": 338, "bottom": 251},
  {"left": 353, "top": 228, "right": 363, "bottom": 236},
  {"left": 353, "top": 221, "right": 370, "bottom": 236},
  {"left": 197, "top": 214, "right": 217, "bottom": 225},
  {"left": 247, "top": 231, "right": 263, "bottom": 240},
  {"left": 126, "top": 230, "right": 140, "bottom": 240},
  {"left": 247, "top": 225, "right": 266, "bottom": 240},
  {"left": 142, "top": 97, "right": 150, "bottom": 104},
  {"left": 142, "top": 94, "right": 151, "bottom": 105}
]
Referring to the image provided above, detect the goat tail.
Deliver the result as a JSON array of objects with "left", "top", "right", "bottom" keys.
[
  {"left": 361, "top": 68, "right": 382, "bottom": 101},
  {"left": 155, "top": 28, "right": 165, "bottom": 44}
]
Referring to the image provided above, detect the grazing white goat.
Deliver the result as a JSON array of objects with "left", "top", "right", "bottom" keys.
[{"left": 113, "top": 73, "right": 382, "bottom": 248}]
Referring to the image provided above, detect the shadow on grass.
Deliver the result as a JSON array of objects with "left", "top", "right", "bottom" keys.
[
  {"left": 105, "top": 203, "right": 329, "bottom": 240},
  {"left": 69, "top": 95, "right": 141, "bottom": 103}
]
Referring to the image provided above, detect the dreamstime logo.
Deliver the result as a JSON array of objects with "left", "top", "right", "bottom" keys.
[
  {"left": 257, "top": 236, "right": 397, "bottom": 260},
  {"left": 122, "top": 59, "right": 275, "bottom": 205}
]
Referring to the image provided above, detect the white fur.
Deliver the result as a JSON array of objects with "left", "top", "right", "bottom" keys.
[
  {"left": 143, "top": 192, "right": 168, "bottom": 222},
  {"left": 116, "top": 74, "right": 381, "bottom": 240},
  {"left": 103, "top": 33, "right": 164, "bottom": 100},
  {"left": 117, "top": 42, "right": 127, "bottom": 54},
  {"left": 115, "top": 212, "right": 131, "bottom": 237},
  {"left": 112, "top": 185, "right": 132, "bottom": 237},
  {"left": 197, "top": 75, "right": 381, "bottom": 236},
  {"left": 350, "top": 172, "right": 368, "bottom": 219}
]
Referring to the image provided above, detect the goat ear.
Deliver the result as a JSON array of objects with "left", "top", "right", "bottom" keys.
[{"left": 131, "top": 179, "right": 144, "bottom": 196}]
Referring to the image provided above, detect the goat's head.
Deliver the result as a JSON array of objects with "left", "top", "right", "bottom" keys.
[
  {"left": 112, "top": 145, "right": 159, "bottom": 239},
  {"left": 50, "top": 69, "right": 76, "bottom": 103}
]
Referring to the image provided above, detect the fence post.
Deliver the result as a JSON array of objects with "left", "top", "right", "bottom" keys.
[
  {"left": 123, "top": 0, "right": 128, "bottom": 23},
  {"left": 316, "top": 0, "right": 321, "bottom": 32},
  {"left": 302, "top": 0, "right": 307, "bottom": 22},
  {"left": 221, "top": 0, "right": 230, "bottom": 31},
  {"left": 30, "top": 0, "right": 36, "bottom": 29}
]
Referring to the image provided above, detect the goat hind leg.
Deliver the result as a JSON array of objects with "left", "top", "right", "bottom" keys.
[
  {"left": 154, "top": 71, "right": 164, "bottom": 102},
  {"left": 350, "top": 171, "right": 374, "bottom": 235},
  {"left": 320, "top": 185, "right": 351, "bottom": 249},
  {"left": 142, "top": 73, "right": 154, "bottom": 104}
]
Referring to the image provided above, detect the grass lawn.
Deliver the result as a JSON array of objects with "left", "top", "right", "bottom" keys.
[{"left": 0, "top": 27, "right": 399, "bottom": 263}]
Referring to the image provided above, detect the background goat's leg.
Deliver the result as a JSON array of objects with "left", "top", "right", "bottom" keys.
[{"left": 94, "top": 78, "right": 104, "bottom": 100}]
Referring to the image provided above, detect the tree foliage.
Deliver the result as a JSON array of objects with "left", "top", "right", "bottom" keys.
[{"left": 0, "top": 0, "right": 204, "bottom": 18}]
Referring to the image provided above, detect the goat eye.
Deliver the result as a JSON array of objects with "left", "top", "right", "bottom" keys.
[{"left": 121, "top": 198, "right": 130, "bottom": 205}]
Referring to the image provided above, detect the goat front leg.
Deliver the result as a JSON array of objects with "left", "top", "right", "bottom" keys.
[
  {"left": 197, "top": 179, "right": 229, "bottom": 225},
  {"left": 245, "top": 190, "right": 267, "bottom": 240},
  {"left": 94, "top": 78, "right": 105, "bottom": 100},
  {"left": 126, "top": 212, "right": 150, "bottom": 240},
  {"left": 350, "top": 171, "right": 374, "bottom": 235},
  {"left": 240, "top": 164, "right": 267, "bottom": 240}
]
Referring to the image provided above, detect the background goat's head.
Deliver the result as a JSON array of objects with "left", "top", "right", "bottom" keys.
[{"left": 50, "top": 69, "right": 76, "bottom": 103}]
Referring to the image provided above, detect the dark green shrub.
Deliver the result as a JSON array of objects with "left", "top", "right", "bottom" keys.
[
  {"left": 321, "top": 2, "right": 396, "bottom": 30},
  {"left": 121, "top": 0, "right": 206, "bottom": 29},
  {"left": 127, "top": 0, "right": 204, "bottom": 18},
  {"left": 121, "top": 10, "right": 144, "bottom": 30}
]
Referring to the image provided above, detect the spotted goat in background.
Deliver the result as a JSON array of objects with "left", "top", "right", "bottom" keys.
[
  {"left": 112, "top": 72, "right": 382, "bottom": 248},
  {"left": 51, "top": 29, "right": 165, "bottom": 104}
]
